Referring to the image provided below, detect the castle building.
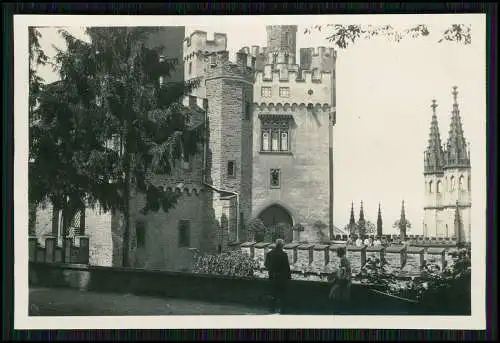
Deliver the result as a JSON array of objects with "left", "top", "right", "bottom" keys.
[
  {"left": 33, "top": 25, "right": 346, "bottom": 270},
  {"left": 423, "top": 87, "right": 472, "bottom": 243}
]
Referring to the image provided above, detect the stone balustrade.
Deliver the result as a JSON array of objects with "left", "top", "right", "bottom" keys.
[
  {"left": 240, "top": 241, "right": 459, "bottom": 277},
  {"left": 28, "top": 236, "right": 90, "bottom": 265}
]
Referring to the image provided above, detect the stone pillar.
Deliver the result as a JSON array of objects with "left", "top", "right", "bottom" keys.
[
  {"left": 426, "top": 247, "right": 447, "bottom": 271},
  {"left": 328, "top": 244, "right": 345, "bottom": 269},
  {"left": 29, "top": 237, "right": 37, "bottom": 262},
  {"left": 253, "top": 242, "right": 270, "bottom": 268},
  {"left": 385, "top": 245, "right": 406, "bottom": 269},
  {"left": 297, "top": 244, "right": 314, "bottom": 265},
  {"left": 347, "top": 246, "right": 367, "bottom": 274},
  {"left": 78, "top": 236, "right": 90, "bottom": 264},
  {"left": 240, "top": 241, "right": 256, "bottom": 258},
  {"left": 313, "top": 244, "right": 330, "bottom": 267},
  {"left": 44, "top": 236, "right": 56, "bottom": 263},
  {"left": 406, "top": 247, "right": 425, "bottom": 272},
  {"left": 64, "top": 237, "right": 73, "bottom": 264},
  {"left": 283, "top": 243, "right": 299, "bottom": 264},
  {"left": 366, "top": 246, "right": 385, "bottom": 262}
]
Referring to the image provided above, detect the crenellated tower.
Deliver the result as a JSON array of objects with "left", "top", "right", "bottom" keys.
[
  {"left": 183, "top": 31, "right": 227, "bottom": 98},
  {"left": 250, "top": 25, "right": 340, "bottom": 242},
  {"left": 423, "top": 87, "right": 472, "bottom": 243},
  {"left": 204, "top": 50, "right": 255, "bottom": 244}
]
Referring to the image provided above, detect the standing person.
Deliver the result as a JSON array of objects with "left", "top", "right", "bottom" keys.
[
  {"left": 264, "top": 238, "right": 291, "bottom": 314},
  {"left": 328, "top": 247, "right": 352, "bottom": 313}
]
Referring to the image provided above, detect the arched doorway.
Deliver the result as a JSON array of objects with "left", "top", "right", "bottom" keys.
[{"left": 258, "top": 204, "right": 294, "bottom": 243}]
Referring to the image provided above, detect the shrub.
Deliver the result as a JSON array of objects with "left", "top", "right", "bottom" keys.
[
  {"left": 191, "top": 250, "right": 259, "bottom": 278},
  {"left": 246, "top": 218, "right": 267, "bottom": 242}
]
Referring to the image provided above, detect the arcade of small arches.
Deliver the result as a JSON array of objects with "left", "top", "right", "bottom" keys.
[{"left": 427, "top": 174, "right": 470, "bottom": 194}]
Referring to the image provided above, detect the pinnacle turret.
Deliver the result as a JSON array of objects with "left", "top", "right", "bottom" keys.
[
  {"left": 349, "top": 201, "right": 356, "bottom": 227},
  {"left": 424, "top": 99, "right": 445, "bottom": 174},
  {"left": 399, "top": 200, "right": 408, "bottom": 240},
  {"left": 358, "top": 201, "right": 365, "bottom": 223},
  {"left": 376, "top": 202, "right": 383, "bottom": 237},
  {"left": 444, "top": 86, "right": 470, "bottom": 168}
]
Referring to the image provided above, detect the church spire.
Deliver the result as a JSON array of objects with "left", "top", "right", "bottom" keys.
[
  {"left": 424, "top": 99, "right": 445, "bottom": 174},
  {"left": 399, "top": 200, "right": 408, "bottom": 240},
  {"left": 445, "top": 86, "right": 470, "bottom": 168},
  {"left": 358, "top": 201, "right": 366, "bottom": 238},
  {"left": 376, "top": 202, "right": 383, "bottom": 237},
  {"left": 348, "top": 201, "right": 356, "bottom": 234}
]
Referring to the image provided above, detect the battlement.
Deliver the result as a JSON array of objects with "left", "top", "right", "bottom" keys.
[
  {"left": 183, "top": 31, "right": 227, "bottom": 60},
  {"left": 254, "top": 102, "right": 331, "bottom": 113},
  {"left": 205, "top": 51, "right": 255, "bottom": 83},
  {"left": 255, "top": 64, "right": 333, "bottom": 84},
  {"left": 299, "top": 47, "right": 337, "bottom": 72}
]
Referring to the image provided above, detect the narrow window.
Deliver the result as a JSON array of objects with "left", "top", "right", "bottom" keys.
[
  {"left": 467, "top": 175, "right": 471, "bottom": 190},
  {"left": 179, "top": 220, "right": 190, "bottom": 247},
  {"left": 227, "top": 161, "right": 236, "bottom": 178},
  {"left": 284, "top": 53, "right": 289, "bottom": 65},
  {"left": 159, "top": 76, "right": 165, "bottom": 87},
  {"left": 436, "top": 180, "right": 441, "bottom": 193},
  {"left": 271, "top": 130, "right": 279, "bottom": 151},
  {"left": 136, "top": 220, "right": 146, "bottom": 248},
  {"left": 244, "top": 101, "right": 251, "bottom": 120},
  {"left": 279, "top": 87, "right": 290, "bottom": 98},
  {"left": 262, "top": 131, "right": 270, "bottom": 151},
  {"left": 429, "top": 181, "right": 433, "bottom": 193},
  {"left": 450, "top": 176, "right": 455, "bottom": 191},
  {"left": 280, "top": 132, "right": 289, "bottom": 151},
  {"left": 188, "top": 62, "right": 192, "bottom": 75},
  {"left": 459, "top": 175, "right": 464, "bottom": 190},
  {"left": 270, "top": 169, "right": 281, "bottom": 189}
]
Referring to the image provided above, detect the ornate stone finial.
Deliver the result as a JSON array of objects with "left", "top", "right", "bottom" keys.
[
  {"left": 452, "top": 86, "right": 459, "bottom": 104},
  {"left": 431, "top": 99, "right": 438, "bottom": 114}
]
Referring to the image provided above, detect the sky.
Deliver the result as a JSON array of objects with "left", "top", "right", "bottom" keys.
[{"left": 34, "top": 15, "right": 486, "bottom": 234}]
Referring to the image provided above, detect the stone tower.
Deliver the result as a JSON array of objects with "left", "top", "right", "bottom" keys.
[
  {"left": 250, "top": 25, "right": 339, "bottom": 242},
  {"left": 377, "top": 203, "right": 383, "bottom": 237},
  {"left": 204, "top": 50, "right": 255, "bottom": 244},
  {"left": 423, "top": 87, "right": 471, "bottom": 243}
]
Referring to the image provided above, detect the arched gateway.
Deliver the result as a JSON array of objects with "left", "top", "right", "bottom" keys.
[{"left": 258, "top": 204, "right": 294, "bottom": 243}]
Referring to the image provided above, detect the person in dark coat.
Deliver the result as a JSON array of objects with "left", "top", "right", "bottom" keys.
[{"left": 264, "top": 238, "right": 291, "bottom": 314}]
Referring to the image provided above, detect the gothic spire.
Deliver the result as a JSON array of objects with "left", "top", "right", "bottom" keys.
[
  {"left": 349, "top": 201, "right": 356, "bottom": 226},
  {"left": 424, "top": 99, "right": 445, "bottom": 174},
  {"left": 445, "top": 86, "right": 470, "bottom": 168},
  {"left": 399, "top": 200, "right": 407, "bottom": 240},
  {"left": 377, "top": 202, "right": 383, "bottom": 237},
  {"left": 359, "top": 200, "right": 365, "bottom": 223}
]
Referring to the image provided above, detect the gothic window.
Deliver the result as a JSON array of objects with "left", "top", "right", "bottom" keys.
[
  {"left": 284, "top": 53, "right": 289, "bottom": 65},
  {"left": 450, "top": 176, "right": 455, "bottom": 191},
  {"left": 227, "top": 160, "right": 236, "bottom": 178},
  {"left": 270, "top": 169, "right": 281, "bottom": 188},
  {"left": 244, "top": 101, "right": 251, "bottom": 120},
  {"left": 261, "top": 87, "right": 272, "bottom": 98},
  {"left": 445, "top": 224, "right": 449, "bottom": 237},
  {"left": 459, "top": 175, "right": 464, "bottom": 190},
  {"left": 467, "top": 175, "right": 471, "bottom": 190},
  {"left": 436, "top": 180, "right": 441, "bottom": 193},
  {"left": 279, "top": 87, "right": 290, "bottom": 98},
  {"left": 260, "top": 120, "right": 290, "bottom": 152},
  {"left": 262, "top": 132, "right": 270, "bottom": 151},
  {"left": 178, "top": 220, "right": 191, "bottom": 247},
  {"left": 136, "top": 220, "right": 145, "bottom": 248},
  {"left": 188, "top": 62, "right": 192, "bottom": 75},
  {"left": 428, "top": 181, "right": 433, "bottom": 193}
]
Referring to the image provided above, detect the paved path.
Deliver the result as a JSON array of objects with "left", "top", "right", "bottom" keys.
[{"left": 29, "top": 287, "right": 271, "bottom": 316}]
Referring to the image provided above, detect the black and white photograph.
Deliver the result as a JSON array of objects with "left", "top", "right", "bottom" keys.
[{"left": 14, "top": 14, "right": 486, "bottom": 329}]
